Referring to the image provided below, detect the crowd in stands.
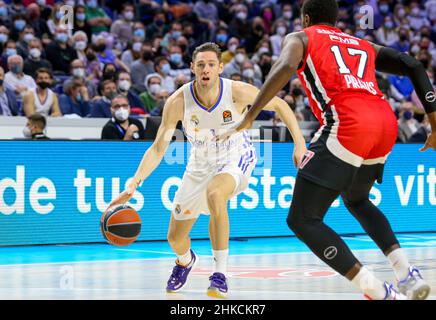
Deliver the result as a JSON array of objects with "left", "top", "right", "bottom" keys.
[{"left": 0, "top": 0, "right": 434, "bottom": 143}]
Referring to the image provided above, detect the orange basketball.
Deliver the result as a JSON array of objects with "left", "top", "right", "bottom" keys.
[{"left": 100, "top": 204, "right": 141, "bottom": 246}]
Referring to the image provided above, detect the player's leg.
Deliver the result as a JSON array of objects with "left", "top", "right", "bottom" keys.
[
  {"left": 205, "top": 173, "right": 236, "bottom": 298},
  {"left": 166, "top": 214, "right": 198, "bottom": 293},
  {"left": 287, "top": 175, "right": 405, "bottom": 300},
  {"left": 341, "top": 165, "right": 431, "bottom": 300}
]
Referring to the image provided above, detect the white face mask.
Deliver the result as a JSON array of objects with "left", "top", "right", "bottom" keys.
[
  {"left": 242, "top": 68, "right": 255, "bottom": 79},
  {"left": 29, "top": 48, "right": 41, "bottom": 59},
  {"left": 114, "top": 108, "right": 129, "bottom": 122},
  {"left": 277, "top": 26, "right": 287, "bottom": 36},
  {"left": 258, "top": 47, "right": 270, "bottom": 55},
  {"left": 119, "top": 80, "right": 131, "bottom": 92},
  {"left": 283, "top": 11, "right": 292, "bottom": 19},
  {"left": 132, "top": 42, "right": 142, "bottom": 52},
  {"left": 75, "top": 41, "right": 87, "bottom": 51},
  {"left": 149, "top": 83, "right": 161, "bottom": 95},
  {"left": 236, "top": 12, "right": 247, "bottom": 20},
  {"left": 23, "top": 126, "right": 32, "bottom": 138},
  {"left": 229, "top": 44, "right": 237, "bottom": 53},
  {"left": 72, "top": 68, "right": 85, "bottom": 78},
  {"left": 235, "top": 53, "right": 245, "bottom": 64}
]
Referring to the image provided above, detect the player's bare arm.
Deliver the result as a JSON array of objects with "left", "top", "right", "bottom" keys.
[
  {"left": 370, "top": 43, "right": 436, "bottom": 152},
  {"left": 232, "top": 80, "right": 307, "bottom": 167},
  {"left": 236, "top": 32, "right": 306, "bottom": 131},
  {"left": 109, "top": 90, "right": 184, "bottom": 206}
]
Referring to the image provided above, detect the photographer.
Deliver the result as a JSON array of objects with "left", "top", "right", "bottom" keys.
[{"left": 101, "top": 95, "right": 145, "bottom": 141}]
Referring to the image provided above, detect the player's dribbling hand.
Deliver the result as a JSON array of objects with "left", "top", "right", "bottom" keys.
[
  {"left": 108, "top": 185, "right": 136, "bottom": 208},
  {"left": 420, "top": 132, "right": 436, "bottom": 152},
  {"left": 293, "top": 142, "right": 307, "bottom": 168}
]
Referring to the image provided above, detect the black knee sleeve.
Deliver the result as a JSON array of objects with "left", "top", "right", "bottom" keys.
[{"left": 343, "top": 197, "right": 399, "bottom": 253}]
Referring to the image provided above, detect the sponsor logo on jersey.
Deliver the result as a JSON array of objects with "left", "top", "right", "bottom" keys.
[
  {"left": 426, "top": 91, "right": 436, "bottom": 103},
  {"left": 183, "top": 209, "right": 192, "bottom": 215},
  {"left": 329, "top": 34, "right": 359, "bottom": 45},
  {"left": 223, "top": 110, "right": 233, "bottom": 123}
]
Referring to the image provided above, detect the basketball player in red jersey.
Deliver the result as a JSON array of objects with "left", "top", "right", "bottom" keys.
[{"left": 233, "top": 0, "right": 436, "bottom": 300}]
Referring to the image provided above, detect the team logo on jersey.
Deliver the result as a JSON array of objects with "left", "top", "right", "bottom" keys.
[
  {"left": 299, "top": 150, "right": 315, "bottom": 170},
  {"left": 190, "top": 115, "right": 200, "bottom": 132},
  {"left": 175, "top": 204, "right": 181, "bottom": 215},
  {"left": 223, "top": 110, "right": 232, "bottom": 123}
]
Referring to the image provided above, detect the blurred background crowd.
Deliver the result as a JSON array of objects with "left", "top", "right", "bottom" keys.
[{"left": 0, "top": 0, "right": 434, "bottom": 143}]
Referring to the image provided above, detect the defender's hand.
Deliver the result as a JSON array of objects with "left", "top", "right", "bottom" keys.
[{"left": 420, "top": 132, "right": 436, "bottom": 152}]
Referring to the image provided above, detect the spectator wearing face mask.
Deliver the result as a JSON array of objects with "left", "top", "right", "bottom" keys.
[
  {"left": 63, "top": 59, "right": 97, "bottom": 99},
  {"left": 246, "top": 17, "right": 266, "bottom": 54},
  {"left": 161, "top": 21, "right": 183, "bottom": 49},
  {"left": 90, "top": 79, "right": 117, "bottom": 118},
  {"left": 140, "top": 73, "right": 164, "bottom": 114},
  {"left": 72, "top": 31, "right": 89, "bottom": 63},
  {"left": 130, "top": 44, "right": 155, "bottom": 90},
  {"left": 22, "top": 68, "right": 61, "bottom": 117},
  {"left": 174, "top": 73, "right": 189, "bottom": 91},
  {"left": 45, "top": 26, "right": 78, "bottom": 75},
  {"left": 0, "top": 40, "right": 17, "bottom": 72},
  {"left": 375, "top": 16, "right": 399, "bottom": 47},
  {"left": 0, "top": 25, "right": 10, "bottom": 52},
  {"left": 73, "top": 5, "right": 93, "bottom": 41},
  {"left": 241, "top": 60, "right": 262, "bottom": 89},
  {"left": 221, "top": 37, "right": 239, "bottom": 65},
  {"left": 4, "top": 54, "right": 36, "bottom": 102},
  {"left": 59, "top": 81, "right": 91, "bottom": 118},
  {"left": 145, "top": 10, "right": 169, "bottom": 40},
  {"left": 23, "top": 38, "right": 52, "bottom": 79},
  {"left": 85, "top": 0, "right": 112, "bottom": 34},
  {"left": 215, "top": 27, "right": 229, "bottom": 50},
  {"left": 23, "top": 113, "right": 49, "bottom": 140},
  {"left": 26, "top": 3, "right": 50, "bottom": 39},
  {"left": 16, "top": 25, "right": 35, "bottom": 60},
  {"left": 10, "top": 14, "right": 27, "bottom": 42},
  {"left": 407, "top": 2, "right": 430, "bottom": 32},
  {"left": 167, "top": 44, "right": 191, "bottom": 79},
  {"left": 154, "top": 56, "right": 175, "bottom": 94},
  {"left": 0, "top": 2, "right": 11, "bottom": 30},
  {"left": 101, "top": 95, "right": 145, "bottom": 140},
  {"left": 397, "top": 102, "right": 421, "bottom": 143},
  {"left": 391, "top": 27, "right": 410, "bottom": 53},
  {"left": 121, "top": 28, "right": 147, "bottom": 69},
  {"left": 110, "top": 3, "right": 135, "bottom": 48},
  {"left": 94, "top": 36, "right": 130, "bottom": 73},
  {"left": 116, "top": 71, "right": 146, "bottom": 116},
  {"left": 228, "top": 4, "right": 250, "bottom": 40},
  {"left": 0, "top": 66, "right": 19, "bottom": 116},
  {"left": 270, "top": 19, "right": 288, "bottom": 58},
  {"left": 222, "top": 45, "right": 248, "bottom": 79}
]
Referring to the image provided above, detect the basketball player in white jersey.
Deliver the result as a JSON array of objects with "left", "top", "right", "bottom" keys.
[{"left": 109, "top": 42, "right": 307, "bottom": 298}]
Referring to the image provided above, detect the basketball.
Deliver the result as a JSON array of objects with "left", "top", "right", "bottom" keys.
[{"left": 100, "top": 204, "right": 142, "bottom": 246}]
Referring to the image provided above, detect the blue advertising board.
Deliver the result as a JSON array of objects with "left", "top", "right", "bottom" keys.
[{"left": 0, "top": 141, "right": 435, "bottom": 246}]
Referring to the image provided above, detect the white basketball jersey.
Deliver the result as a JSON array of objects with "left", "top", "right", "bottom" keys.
[
  {"left": 181, "top": 78, "right": 254, "bottom": 173},
  {"left": 32, "top": 88, "right": 54, "bottom": 116}
]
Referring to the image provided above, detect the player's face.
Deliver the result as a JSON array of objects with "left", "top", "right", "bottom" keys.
[{"left": 191, "top": 51, "right": 223, "bottom": 88}]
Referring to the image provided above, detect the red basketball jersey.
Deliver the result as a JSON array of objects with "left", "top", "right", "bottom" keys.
[{"left": 297, "top": 25, "right": 384, "bottom": 124}]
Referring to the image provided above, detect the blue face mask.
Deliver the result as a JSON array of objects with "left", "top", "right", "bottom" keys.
[
  {"left": 14, "top": 20, "right": 26, "bottom": 31},
  {"left": 385, "top": 21, "right": 394, "bottom": 29},
  {"left": 170, "top": 53, "right": 182, "bottom": 65},
  {"left": 6, "top": 48, "right": 17, "bottom": 56},
  {"left": 56, "top": 33, "right": 69, "bottom": 43},
  {"left": 87, "top": 0, "right": 97, "bottom": 9},
  {"left": 0, "top": 7, "right": 7, "bottom": 17},
  {"left": 56, "top": 11, "right": 63, "bottom": 20},
  {"left": 380, "top": 4, "right": 389, "bottom": 14},
  {"left": 172, "top": 31, "right": 181, "bottom": 40},
  {"left": 216, "top": 34, "right": 228, "bottom": 43},
  {"left": 0, "top": 33, "right": 8, "bottom": 44},
  {"left": 134, "top": 29, "right": 145, "bottom": 38},
  {"left": 161, "top": 63, "right": 171, "bottom": 75},
  {"left": 76, "top": 13, "right": 86, "bottom": 21}
]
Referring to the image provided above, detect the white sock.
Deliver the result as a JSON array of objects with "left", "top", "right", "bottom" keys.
[
  {"left": 351, "top": 266, "right": 386, "bottom": 300},
  {"left": 177, "top": 249, "right": 192, "bottom": 266},
  {"left": 387, "top": 248, "right": 411, "bottom": 281},
  {"left": 212, "top": 249, "right": 228, "bottom": 276}
]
